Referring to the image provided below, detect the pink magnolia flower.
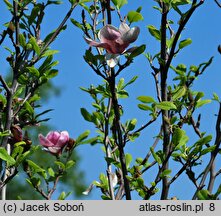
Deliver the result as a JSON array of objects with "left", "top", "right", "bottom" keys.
[
  {"left": 39, "top": 131, "right": 69, "bottom": 155},
  {"left": 85, "top": 22, "right": 140, "bottom": 54}
]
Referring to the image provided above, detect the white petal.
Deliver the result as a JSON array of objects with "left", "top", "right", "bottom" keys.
[
  {"left": 106, "top": 53, "right": 120, "bottom": 68},
  {"left": 119, "top": 22, "right": 130, "bottom": 35},
  {"left": 82, "top": 183, "right": 94, "bottom": 195}
]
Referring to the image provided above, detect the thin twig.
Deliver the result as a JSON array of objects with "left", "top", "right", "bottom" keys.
[
  {"left": 108, "top": 68, "right": 131, "bottom": 200},
  {"left": 192, "top": 102, "right": 221, "bottom": 199},
  {"left": 32, "top": 2, "right": 79, "bottom": 63},
  {"left": 0, "top": 75, "right": 10, "bottom": 94},
  {"left": 103, "top": 98, "right": 115, "bottom": 200},
  {"left": 214, "top": 0, "right": 221, "bottom": 7}
]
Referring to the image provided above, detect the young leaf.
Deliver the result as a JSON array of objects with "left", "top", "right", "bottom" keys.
[
  {"left": 112, "top": 0, "right": 128, "bottom": 9},
  {"left": 172, "top": 86, "right": 186, "bottom": 100},
  {"left": 65, "top": 160, "right": 75, "bottom": 170},
  {"left": 75, "top": 130, "right": 90, "bottom": 145},
  {"left": 172, "top": 128, "right": 185, "bottom": 146},
  {"left": 19, "top": 34, "right": 26, "bottom": 47},
  {"left": 196, "top": 99, "right": 211, "bottom": 108},
  {"left": 80, "top": 108, "right": 92, "bottom": 122},
  {"left": 128, "top": 45, "right": 146, "bottom": 59},
  {"left": 138, "top": 104, "right": 153, "bottom": 111},
  {"left": 179, "top": 38, "right": 192, "bottom": 49},
  {"left": 147, "top": 25, "right": 161, "bottom": 40},
  {"left": 159, "top": 169, "right": 171, "bottom": 178},
  {"left": 156, "top": 101, "right": 177, "bottom": 110},
  {"left": 196, "top": 190, "right": 211, "bottom": 200},
  {"left": 42, "top": 50, "right": 59, "bottom": 57},
  {"left": 150, "top": 147, "right": 162, "bottom": 164},
  {"left": 125, "top": 153, "right": 133, "bottom": 169},
  {"left": 127, "top": 11, "right": 144, "bottom": 23},
  {"left": 26, "top": 66, "right": 40, "bottom": 77},
  {"left": 137, "top": 96, "right": 155, "bottom": 103},
  {"left": 26, "top": 160, "right": 46, "bottom": 178},
  {"left": 212, "top": 93, "right": 220, "bottom": 102},
  {"left": 127, "top": 119, "right": 137, "bottom": 131},
  {"left": 0, "top": 147, "right": 16, "bottom": 166},
  {"left": 123, "top": 76, "right": 138, "bottom": 88},
  {"left": 29, "top": 36, "right": 40, "bottom": 55}
]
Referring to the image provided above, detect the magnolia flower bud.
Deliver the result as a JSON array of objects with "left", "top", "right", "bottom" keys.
[{"left": 11, "top": 125, "right": 23, "bottom": 142}]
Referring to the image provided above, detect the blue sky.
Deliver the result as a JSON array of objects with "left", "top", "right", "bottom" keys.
[{"left": 1, "top": 0, "right": 221, "bottom": 199}]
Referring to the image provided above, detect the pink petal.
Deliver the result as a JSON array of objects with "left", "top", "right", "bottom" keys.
[
  {"left": 56, "top": 131, "right": 69, "bottom": 147},
  {"left": 98, "top": 25, "right": 121, "bottom": 42},
  {"left": 122, "top": 26, "right": 140, "bottom": 43},
  {"left": 46, "top": 131, "right": 60, "bottom": 144},
  {"left": 84, "top": 37, "right": 101, "bottom": 47},
  {"left": 39, "top": 134, "right": 55, "bottom": 147}
]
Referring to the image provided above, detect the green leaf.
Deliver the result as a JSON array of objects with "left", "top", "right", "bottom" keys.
[
  {"left": 0, "top": 94, "right": 7, "bottom": 108},
  {"left": 65, "top": 160, "right": 75, "bottom": 170},
  {"left": 42, "top": 50, "right": 59, "bottom": 57},
  {"left": 196, "top": 99, "right": 211, "bottom": 108},
  {"left": 179, "top": 38, "right": 192, "bottom": 49},
  {"left": 125, "top": 153, "right": 133, "bottom": 169},
  {"left": 26, "top": 66, "right": 40, "bottom": 77},
  {"left": 0, "top": 147, "right": 16, "bottom": 166},
  {"left": 150, "top": 147, "right": 162, "bottom": 164},
  {"left": 46, "top": 69, "right": 58, "bottom": 79},
  {"left": 212, "top": 93, "right": 220, "bottom": 102},
  {"left": 0, "top": 130, "right": 10, "bottom": 137},
  {"left": 137, "top": 96, "right": 155, "bottom": 103},
  {"left": 70, "top": 18, "right": 83, "bottom": 30},
  {"left": 29, "top": 36, "right": 40, "bottom": 55},
  {"left": 3, "top": 0, "right": 13, "bottom": 9},
  {"left": 156, "top": 101, "right": 177, "bottom": 110},
  {"left": 26, "top": 160, "right": 46, "bottom": 178},
  {"left": 80, "top": 108, "right": 92, "bottom": 122},
  {"left": 127, "top": 11, "right": 144, "bottom": 23},
  {"left": 117, "top": 78, "right": 124, "bottom": 90},
  {"left": 128, "top": 45, "right": 146, "bottom": 59},
  {"left": 58, "top": 192, "right": 66, "bottom": 200},
  {"left": 123, "top": 76, "right": 138, "bottom": 88},
  {"left": 84, "top": 50, "right": 97, "bottom": 66},
  {"left": 24, "top": 101, "right": 34, "bottom": 115},
  {"left": 75, "top": 130, "right": 90, "bottom": 145},
  {"left": 138, "top": 104, "right": 153, "bottom": 111},
  {"left": 54, "top": 161, "right": 65, "bottom": 170},
  {"left": 159, "top": 169, "right": 171, "bottom": 178},
  {"left": 48, "top": 167, "right": 55, "bottom": 177},
  {"left": 48, "top": 0, "right": 63, "bottom": 4},
  {"left": 172, "top": 86, "right": 186, "bottom": 100},
  {"left": 112, "top": 0, "right": 128, "bottom": 9},
  {"left": 19, "top": 34, "right": 26, "bottom": 47},
  {"left": 195, "top": 92, "right": 204, "bottom": 102},
  {"left": 195, "top": 135, "right": 212, "bottom": 147},
  {"left": 196, "top": 190, "right": 211, "bottom": 200},
  {"left": 200, "top": 145, "right": 216, "bottom": 156},
  {"left": 28, "top": 5, "right": 40, "bottom": 25},
  {"left": 147, "top": 25, "right": 161, "bottom": 41},
  {"left": 172, "top": 128, "right": 185, "bottom": 146},
  {"left": 171, "top": 0, "right": 191, "bottom": 5},
  {"left": 127, "top": 118, "right": 137, "bottom": 131}
]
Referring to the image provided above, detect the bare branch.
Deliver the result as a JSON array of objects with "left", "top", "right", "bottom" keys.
[{"left": 214, "top": 0, "right": 221, "bottom": 7}]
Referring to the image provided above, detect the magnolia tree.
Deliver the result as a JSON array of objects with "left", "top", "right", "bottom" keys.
[{"left": 0, "top": 0, "right": 221, "bottom": 200}]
